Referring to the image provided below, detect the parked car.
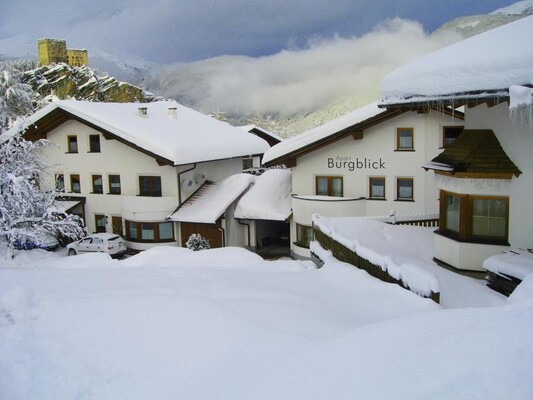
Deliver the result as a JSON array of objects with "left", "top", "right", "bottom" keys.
[
  {"left": 13, "top": 234, "right": 59, "bottom": 251},
  {"left": 67, "top": 233, "right": 127, "bottom": 258}
]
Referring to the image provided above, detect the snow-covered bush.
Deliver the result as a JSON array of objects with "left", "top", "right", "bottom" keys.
[
  {"left": 185, "top": 234, "right": 210, "bottom": 251},
  {"left": 0, "top": 123, "right": 86, "bottom": 257}
]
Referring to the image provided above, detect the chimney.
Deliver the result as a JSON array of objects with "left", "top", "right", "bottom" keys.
[
  {"left": 168, "top": 107, "right": 177, "bottom": 119},
  {"left": 138, "top": 107, "right": 148, "bottom": 117}
]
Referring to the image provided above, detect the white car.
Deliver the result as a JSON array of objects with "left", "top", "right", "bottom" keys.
[{"left": 67, "top": 233, "right": 127, "bottom": 258}]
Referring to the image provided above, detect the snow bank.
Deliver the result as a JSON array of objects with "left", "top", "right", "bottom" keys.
[
  {"left": 313, "top": 213, "right": 440, "bottom": 297},
  {"left": 2, "top": 244, "right": 530, "bottom": 399}
]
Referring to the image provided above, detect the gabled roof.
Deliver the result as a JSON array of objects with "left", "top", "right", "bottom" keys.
[
  {"left": 262, "top": 101, "right": 461, "bottom": 167},
  {"left": 234, "top": 169, "right": 292, "bottom": 221},
  {"left": 380, "top": 15, "right": 533, "bottom": 108},
  {"left": 168, "top": 174, "right": 255, "bottom": 224},
  {"left": 17, "top": 100, "right": 269, "bottom": 166},
  {"left": 424, "top": 129, "right": 521, "bottom": 177}
]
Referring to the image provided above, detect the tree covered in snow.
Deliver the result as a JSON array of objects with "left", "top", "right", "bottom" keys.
[
  {"left": 0, "top": 123, "right": 85, "bottom": 257},
  {"left": 0, "top": 60, "right": 40, "bottom": 133},
  {"left": 185, "top": 233, "right": 210, "bottom": 251}
]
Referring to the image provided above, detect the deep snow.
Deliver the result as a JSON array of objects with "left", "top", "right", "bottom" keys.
[{"left": 1, "top": 244, "right": 532, "bottom": 399}]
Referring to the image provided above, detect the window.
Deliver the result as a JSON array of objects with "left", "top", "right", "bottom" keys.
[
  {"left": 92, "top": 175, "right": 103, "bottom": 194},
  {"left": 89, "top": 134, "right": 101, "bottom": 153},
  {"left": 443, "top": 126, "right": 463, "bottom": 148},
  {"left": 55, "top": 174, "right": 65, "bottom": 192},
  {"left": 444, "top": 192, "right": 461, "bottom": 233},
  {"left": 439, "top": 191, "right": 509, "bottom": 243},
  {"left": 70, "top": 174, "right": 81, "bottom": 193},
  {"left": 296, "top": 224, "right": 313, "bottom": 248},
  {"left": 108, "top": 175, "right": 121, "bottom": 195},
  {"left": 316, "top": 176, "right": 343, "bottom": 197},
  {"left": 242, "top": 158, "right": 253, "bottom": 170},
  {"left": 139, "top": 176, "right": 162, "bottom": 197},
  {"left": 396, "top": 178, "right": 414, "bottom": 201},
  {"left": 369, "top": 177, "right": 385, "bottom": 199},
  {"left": 396, "top": 128, "right": 414, "bottom": 150},
  {"left": 125, "top": 221, "right": 175, "bottom": 242},
  {"left": 95, "top": 214, "right": 106, "bottom": 233},
  {"left": 472, "top": 198, "right": 507, "bottom": 239},
  {"left": 67, "top": 135, "right": 78, "bottom": 153}
]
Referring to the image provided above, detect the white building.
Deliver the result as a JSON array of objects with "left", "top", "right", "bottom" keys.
[
  {"left": 262, "top": 101, "right": 464, "bottom": 258},
  {"left": 20, "top": 100, "right": 270, "bottom": 251},
  {"left": 380, "top": 15, "right": 533, "bottom": 271}
]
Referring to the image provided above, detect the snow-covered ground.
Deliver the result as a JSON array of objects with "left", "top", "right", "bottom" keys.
[
  {"left": 1, "top": 244, "right": 532, "bottom": 399},
  {"left": 313, "top": 215, "right": 506, "bottom": 309}
]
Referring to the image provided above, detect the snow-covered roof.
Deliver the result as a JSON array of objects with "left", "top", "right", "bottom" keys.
[
  {"left": 168, "top": 174, "right": 255, "bottom": 224},
  {"left": 234, "top": 169, "right": 292, "bottom": 221},
  {"left": 262, "top": 101, "right": 388, "bottom": 165},
  {"left": 484, "top": 249, "right": 533, "bottom": 280},
  {"left": 19, "top": 100, "right": 269, "bottom": 166},
  {"left": 380, "top": 15, "right": 533, "bottom": 105}
]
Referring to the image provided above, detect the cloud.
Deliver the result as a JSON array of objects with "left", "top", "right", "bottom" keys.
[
  {"left": 1, "top": 0, "right": 505, "bottom": 65},
  {"left": 146, "top": 19, "right": 462, "bottom": 116}
]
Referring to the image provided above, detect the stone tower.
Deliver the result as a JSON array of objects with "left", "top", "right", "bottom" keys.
[
  {"left": 38, "top": 38, "right": 88, "bottom": 67},
  {"left": 38, "top": 39, "right": 68, "bottom": 65}
]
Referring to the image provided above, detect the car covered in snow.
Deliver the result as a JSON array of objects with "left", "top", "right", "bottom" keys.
[
  {"left": 66, "top": 233, "right": 127, "bottom": 258},
  {"left": 13, "top": 233, "right": 60, "bottom": 251}
]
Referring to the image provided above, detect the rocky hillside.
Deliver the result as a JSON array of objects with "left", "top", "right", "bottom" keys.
[{"left": 20, "top": 63, "right": 158, "bottom": 103}]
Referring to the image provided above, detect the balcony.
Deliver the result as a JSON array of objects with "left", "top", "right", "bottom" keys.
[
  {"left": 292, "top": 194, "right": 366, "bottom": 224},
  {"left": 121, "top": 195, "right": 177, "bottom": 221}
]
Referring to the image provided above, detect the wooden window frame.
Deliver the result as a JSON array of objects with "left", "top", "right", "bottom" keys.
[
  {"left": 369, "top": 176, "right": 386, "bottom": 200},
  {"left": 438, "top": 190, "right": 509, "bottom": 245},
  {"left": 108, "top": 175, "right": 121, "bottom": 195},
  {"left": 315, "top": 176, "right": 343, "bottom": 197},
  {"left": 396, "top": 127, "right": 414, "bottom": 151},
  {"left": 92, "top": 174, "right": 103, "bottom": 194},
  {"left": 442, "top": 126, "right": 463, "bottom": 148},
  {"left": 95, "top": 214, "right": 106, "bottom": 233},
  {"left": 125, "top": 221, "right": 175, "bottom": 243},
  {"left": 89, "top": 134, "right": 101, "bottom": 153},
  {"left": 139, "top": 176, "right": 162, "bottom": 197},
  {"left": 70, "top": 174, "right": 81, "bottom": 193},
  {"left": 396, "top": 177, "right": 414, "bottom": 201},
  {"left": 67, "top": 135, "right": 78, "bottom": 153},
  {"left": 295, "top": 224, "right": 313, "bottom": 248}
]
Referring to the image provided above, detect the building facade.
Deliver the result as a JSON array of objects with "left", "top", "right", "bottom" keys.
[
  {"left": 263, "top": 102, "right": 464, "bottom": 258},
  {"left": 19, "top": 100, "right": 269, "bottom": 251}
]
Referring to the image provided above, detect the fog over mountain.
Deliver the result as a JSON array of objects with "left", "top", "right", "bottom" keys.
[{"left": 141, "top": 1, "right": 533, "bottom": 136}]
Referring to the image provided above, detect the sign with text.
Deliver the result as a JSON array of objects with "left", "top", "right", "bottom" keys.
[{"left": 328, "top": 156, "right": 385, "bottom": 171}]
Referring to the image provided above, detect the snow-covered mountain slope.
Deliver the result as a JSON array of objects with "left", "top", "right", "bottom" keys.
[{"left": 433, "top": 0, "right": 533, "bottom": 38}]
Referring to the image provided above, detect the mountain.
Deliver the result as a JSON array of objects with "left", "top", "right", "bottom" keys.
[
  {"left": 20, "top": 63, "right": 158, "bottom": 103},
  {"left": 433, "top": 0, "right": 533, "bottom": 38}
]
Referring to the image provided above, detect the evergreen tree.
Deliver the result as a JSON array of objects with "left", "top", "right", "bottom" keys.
[
  {"left": 185, "top": 233, "right": 210, "bottom": 251},
  {"left": 0, "top": 122, "right": 85, "bottom": 257}
]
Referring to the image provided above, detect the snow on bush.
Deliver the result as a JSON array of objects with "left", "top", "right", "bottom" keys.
[{"left": 185, "top": 233, "right": 210, "bottom": 251}]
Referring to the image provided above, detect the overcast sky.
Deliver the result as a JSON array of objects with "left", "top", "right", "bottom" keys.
[{"left": 0, "top": 0, "right": 517, "bottom": 64}]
